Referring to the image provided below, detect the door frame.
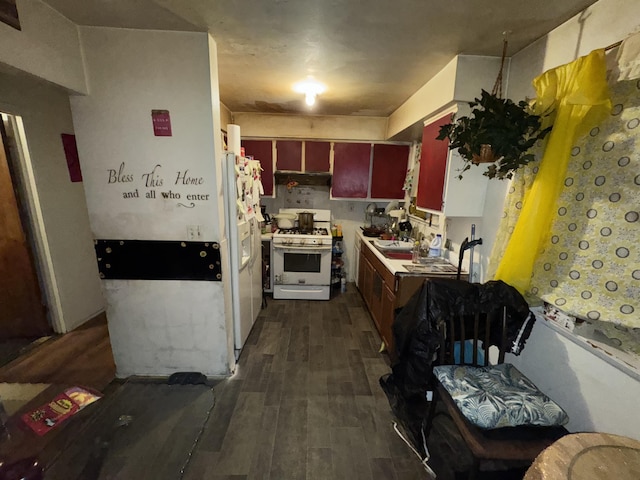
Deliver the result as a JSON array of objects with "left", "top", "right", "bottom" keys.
[{"left": 1, "top": 111, "right": 65, "bottom": 333}]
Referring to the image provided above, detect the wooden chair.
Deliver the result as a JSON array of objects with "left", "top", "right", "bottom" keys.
[{"left": 425, "top": 305, "right": 568, "bottom": 479}]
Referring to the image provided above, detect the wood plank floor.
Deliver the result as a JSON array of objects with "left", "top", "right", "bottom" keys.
[
  {"left": 183, "top": 286, "right": 431, "bottom": 480},
  {"left": 0, "top": 312, "right": 115, "bottom": 390},
  {"left": 0, "top": 288, "right": 528, "bottom": 478}
]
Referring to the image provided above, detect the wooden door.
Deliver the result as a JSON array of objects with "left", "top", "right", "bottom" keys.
[
  {"left": 0, "top": 123, "right": 50, "bottom": 337},
  {"left": 370, "top": 270, "right": 383, "bottom": 330},
  {"left": 304, "top": 141, "right": 330, "bottom": 172},
  {"left": 417, "top": 114, "right": 452, "bottom": 211},
  {"left": 370, "top": 144, "right": 410, "bottom": 199},
  {"left": 331, "top": 142, "right": 371, "bottom": 198},
  {"left": 362, "top": 256, "right": 374, "bottom": 310},
  {"left": 275, "top": 140, "right": 302, "bottom": 171},
  {"left": 381, "top": 283, "right": 395, "bottom": 355}
]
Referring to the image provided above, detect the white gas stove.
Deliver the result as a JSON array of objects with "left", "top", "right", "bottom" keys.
[{"left": 272, "top": 208, "right": 332, "bottom": 300}]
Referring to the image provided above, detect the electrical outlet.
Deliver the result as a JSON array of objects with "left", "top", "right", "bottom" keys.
[{"left": 187, "top": 225, "right": 202, "bottom": 240}]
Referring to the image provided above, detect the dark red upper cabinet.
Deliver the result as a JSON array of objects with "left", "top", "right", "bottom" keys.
[
  {"left": 370, "top": 144, "right": 410, "bottom": 199},
  {"left": 304, "top": 141, "right": 331, "bottom": 172},
  {"left": 242, "top": 139, "right": 274, "bottom": 196},
  {"left": 275, "top": 140, "right": 302, "bottom": 171},
  {"left": 416, "top": 114, "right": 452, "bottom": 211},
  {"left": 332, "top": 142, "right": 371, "bottom": 198}
]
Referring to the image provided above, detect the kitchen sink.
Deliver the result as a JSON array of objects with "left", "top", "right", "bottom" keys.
[{"left": 373, "top": 239, "right": 414, "bottom": 251}]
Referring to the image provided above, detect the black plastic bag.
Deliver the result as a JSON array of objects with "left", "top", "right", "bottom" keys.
[{"left": 380, "top": 278, "right": 535, "bottom": 454}]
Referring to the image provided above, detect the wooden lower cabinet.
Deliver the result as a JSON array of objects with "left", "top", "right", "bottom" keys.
[
  {"left": 357, "top": 240, "right": 400, "bottom": 355},
  {"left": 380, "top": 283, "right": 395, "bottom": 353},
  {"left": 357, "top": 239, "right": 466, "bottom": 358}
]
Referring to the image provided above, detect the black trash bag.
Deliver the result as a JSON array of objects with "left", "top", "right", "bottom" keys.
[{"left": 380, "top": 278, "right": 536, "bottom": 454}]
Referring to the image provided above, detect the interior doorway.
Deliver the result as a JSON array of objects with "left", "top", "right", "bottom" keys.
[{"left": 0, "top": 113, "right": 52, "bottom": 362}]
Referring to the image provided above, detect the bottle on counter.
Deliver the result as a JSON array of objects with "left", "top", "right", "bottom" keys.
[
  {"left": 429, "top": 234, "right": 442, "bottom": 258},
  {"left": 412, "top": 241, "right": 421, "bottom": 264}
]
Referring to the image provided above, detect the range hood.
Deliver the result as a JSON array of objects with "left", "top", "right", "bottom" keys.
[{"left": 274, "top": 171, "right": 331, "bottom": 187}]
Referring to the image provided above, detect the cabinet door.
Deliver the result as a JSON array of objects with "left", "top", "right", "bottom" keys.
[
  {"left": 371, "top": 144, "right": 410, "bottom": 199},
  {"left": 370, "top": 270, "right": 383, "bottom": 330},
  {"left": 354, "top": 243, "right": 361, "bottom": 288},
  {"left": 242, "top": 139, "right": 274, "bottom": 196},
  {"left": 381, "top": 283, "right": 396, "bottom": 355},
  {"left": 362, "top": 256, "right": 374, "bottom": 309},
  {"left": 358, "top": 245, "right": 366, "bottom": 292},
  {"left": 332, "top": 142, "right": 371, "bottom": 198},
  {"left": 416, "top": 114, "right": 452, "bottom": 211},
  {"left": 305, "top": 141, "right": 331, "bottom": 172},
  {"left": 275, "top": 140, "right": 302, "bottom": 171}
]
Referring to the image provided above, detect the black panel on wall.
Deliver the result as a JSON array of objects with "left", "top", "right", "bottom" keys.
[{"left": 95, "top": 240, "right": 222, "bottom": 281}]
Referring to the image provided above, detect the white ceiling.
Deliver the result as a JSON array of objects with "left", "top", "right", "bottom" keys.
[{"left": 43, "top": 0, "right": 599, "bottom": 117}]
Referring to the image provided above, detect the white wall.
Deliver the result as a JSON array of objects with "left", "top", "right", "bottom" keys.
[
  {"left": 0, "top": 0, "right": 86, "bottom": 93},
  {"left": 495, "top": 0, "right": 640, "bottom": 439},
  {"left": 0, "top": 71, "right": 104, "bottom": 332},
  {"left": 208, "top": 34, "right": 237, "bottom": 375},
  {"left": 71, "top": 27, "right": 229, "bottom": 377},
  {"left": 220, "top": 103, "right": 233, "bottom": 133},
  {"left": 508, "top": 321, "right": 640, "bottom": 438},
  {"left": 234, "top": 112, "right": 388, "bottom": 141},
  {"left": 509, "top": 0, "right": 640, "bottom": 101},
  {"left": 386, "top": 55, "right": 502, "bottom": 140}
]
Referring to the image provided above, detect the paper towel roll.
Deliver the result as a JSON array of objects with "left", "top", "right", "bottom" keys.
[{"left": 227, "top": 124, "right": 241, "bottom": 156}]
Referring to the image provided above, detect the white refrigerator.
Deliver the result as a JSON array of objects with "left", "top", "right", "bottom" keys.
[{"left": 222, "top": 152, "right": 263, "bottom": 355}]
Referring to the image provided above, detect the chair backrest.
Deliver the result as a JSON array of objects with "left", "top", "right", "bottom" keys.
[{"left": 436, "top": 305, "right": 508, "bottom": 367}]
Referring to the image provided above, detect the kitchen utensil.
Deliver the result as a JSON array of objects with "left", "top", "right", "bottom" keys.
[
  {"left": 398, "top": 221, "right": 412, "bottom": 241},
  {"left": 366, "top": 203, "right": 377, "bottom": 215},
  {"left": 360, "top": 226, "right": 385, "bottom": 237},
  {"left": 273, "top": 213, "right": 296, "bottom": 229},
  {"left": 384, "top": 201, "right": 400, "bottom": 214},
  {"left": 261, "top": 205, "right": 271, "bottom": 223},
  {"left": 297, "top": 211, "right": 315, "bottom": 232},
  {"left": 399, "top": 221, "right": 412, "bottom": 232}
]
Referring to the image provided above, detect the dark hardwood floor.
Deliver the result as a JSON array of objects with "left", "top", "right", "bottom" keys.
[
  {"left": 182, "top": 285, "right": 431, "bottom": 480},
  {"left": 0, "top": 312, "right": 115, "bottom": 390},
  {"left": 0, "top": 287, "right": 527, "bottom": 479},
  {"left": 180, "top": 286, "right": 527, "bottom": 480}
]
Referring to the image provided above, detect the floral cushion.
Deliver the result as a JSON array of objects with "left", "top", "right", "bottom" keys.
[{"left": 433, "top": 363, "right": 569, "bottom": 429}]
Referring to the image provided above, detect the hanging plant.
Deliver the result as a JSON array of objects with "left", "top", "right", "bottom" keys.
[
  {"left": 436, "top": 90, "right": 551, "bottom": 180},
  {"left": 436, "top": 34, "right": 551, "bottom": 180}
]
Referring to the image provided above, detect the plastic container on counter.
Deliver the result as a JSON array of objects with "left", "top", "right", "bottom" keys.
[{"left": 429, "top": 234, "right": 442, "bottom": 258}]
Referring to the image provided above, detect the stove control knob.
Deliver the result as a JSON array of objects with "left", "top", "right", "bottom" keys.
[{"left": 300, "top": 239, "right": 306, "bottom": 245}]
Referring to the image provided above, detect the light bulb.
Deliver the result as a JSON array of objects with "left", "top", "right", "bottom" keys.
[
  {"left": 305, "top": 93, "right": 316, "bottom": 106},
  {"left": 293, "top": 78, "right": 325, "bottom": 108}
]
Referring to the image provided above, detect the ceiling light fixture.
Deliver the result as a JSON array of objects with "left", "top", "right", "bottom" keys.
[{"left": 293, "top": 78, "right": 326, "bottom": 108}]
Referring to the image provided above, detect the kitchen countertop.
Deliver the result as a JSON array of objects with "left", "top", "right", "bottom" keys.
[
  {"left": 261, "top": 232, "right": 273, "bottom": 240},
  {"left": 356, "top": 230, "right": 465, "bottom": 276}
]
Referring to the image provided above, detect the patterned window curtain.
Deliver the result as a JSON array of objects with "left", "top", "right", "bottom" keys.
[
  {"left": 493, "top": 49, "right": 611, "bottom": 293},
  {"left": 490, "top": 48, "right": 640, "bottom": 330},
  {"left": 486, "top": 151, "right": 541, "bottom": 281},
  {"left": 530, "top": 78, "right": 640, "bottom": 328}
]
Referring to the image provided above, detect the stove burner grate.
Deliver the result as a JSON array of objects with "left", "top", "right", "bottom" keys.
[{"left": 276, "top": 227, "right": 329, "bottom": 236}]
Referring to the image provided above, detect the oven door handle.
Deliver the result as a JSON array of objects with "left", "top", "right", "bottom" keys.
[{"left": 272, "top": 244, "right": 332, "bottom": 251}]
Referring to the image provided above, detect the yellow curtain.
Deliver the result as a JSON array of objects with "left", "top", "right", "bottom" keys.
[{"left": 494, "top": 49, "right": 611, "bottom": 293}]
